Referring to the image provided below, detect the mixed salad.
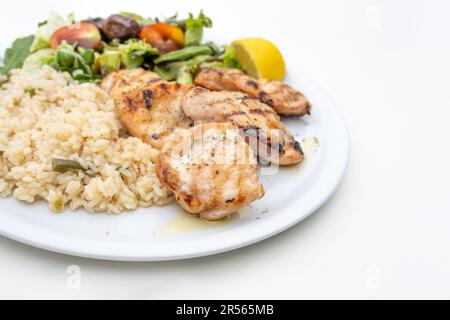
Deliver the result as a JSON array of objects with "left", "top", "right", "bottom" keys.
[{"left": 0, "top": 11, "right": 242, "bottom": 83}]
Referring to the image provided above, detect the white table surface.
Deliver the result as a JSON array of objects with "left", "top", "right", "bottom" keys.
[{"left": 1, "top": 0, "right": 449, "bottom": 299}]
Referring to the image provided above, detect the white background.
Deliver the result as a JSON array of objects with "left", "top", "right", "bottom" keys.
[{"left": 1, "top": 0, "right": 449, "bottom": 299}]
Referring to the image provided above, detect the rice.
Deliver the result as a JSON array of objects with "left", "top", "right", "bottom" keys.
[{"left": 0, "top": 66, "right": 173, "bottom": 213}]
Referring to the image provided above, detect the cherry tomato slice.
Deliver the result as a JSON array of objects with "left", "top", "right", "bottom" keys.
[
  {"left": 140, "top": 23, "right": 184, "bottom": 54},
  {"left": 50, "top": 22, "right": 102, "bottom": 50}
]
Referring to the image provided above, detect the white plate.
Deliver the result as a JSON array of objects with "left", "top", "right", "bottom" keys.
[
  {"left": 0, "top": 71, "right": 349, "bottom": 261},
  {"left": 0, "top": 6, "right": 349, "bottom": 260}
]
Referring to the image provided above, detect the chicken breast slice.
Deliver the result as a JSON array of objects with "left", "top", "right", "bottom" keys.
[
  {"left": 156, "top": 122, "right": 265, "bottom": 220},
  {"left": 114, "top": 81, "right": 194, "bottom": 150},
  {"left": 195, "top": 67, "right": 311, "bottom": 116},
  {"left": 101, "top": 68, "right": 164, "bottom": 96},
  {"left": 181, "top": 87, "right": 304, "bottom": 165}
]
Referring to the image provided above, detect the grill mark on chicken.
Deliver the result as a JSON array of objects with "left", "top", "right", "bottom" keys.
[
  {"left": 258, "top": 92, "right": 274, "bottom": 107},
  {"left": 161, "top": 168, "right": 169, "bottom": 183},
  {"left": 294, "top": 140, "right": 304, "bottom": 155},
  {"left": 250, "top": 108, "right": 266, "bottom": 115},
  {"left": 143, "top": 90, "right": 153, "bottom": 109},
  {"left": 147, "top": 78, "right": 164, "bottom": 84},
  {"left": 243, "top": 127, "right": 284, "bottom": 155},
  {"left": 159, "top": 83, "right": 168, "bottom": 92},
  {"left": 125, "top": 96, "right": 136, "bottom": 112},
  {"left": 267, "top": 137, "right": 284, "bottom": 154},
  {"left": 246, "top": 80, "right": 258, "bottom": 89},
  {"left": 151, "top": 133, "right": 161, "bottom": 140},
  {"left": 183, "top": 193, "right": 194, "bottom": 205},
  {"left": 192, "top": 86, "right": 207, "bottom": 94},
  {"left": 204, "top": 68, "right": 226, "bottom": 77},
  {"left": 228, "top": 111, "right": 246, "bottom": 117}
]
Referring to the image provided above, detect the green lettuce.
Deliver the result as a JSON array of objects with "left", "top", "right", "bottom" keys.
[
  {"left": 97, "top": 51, "right": 121, "bottom": 75},
  {"left": 197, "top": 45, "right": 243, "bottom": 71},
  {"left": 163, "top": 55, "right": 211, "bottom": 84},
  {"left": 0, "top": 35, "right": 35, "bottom": 74},
  {"left": 220, "top": 45, "right": 242, "bottom": 69},
  {"left": 22, "top": 48, "right": 56, "bottom": 69},
  {"left": 51, "top": 42, "right": 100, "bottom": 83},
  {"left": 30, "top": 12, "right": 68, "bottom": 52},
  {"left": 184, "top": 11, "right": 212, "bottom": 46},
  {"left": 118, "top": 40, "right": 158, "bottom": 69}
]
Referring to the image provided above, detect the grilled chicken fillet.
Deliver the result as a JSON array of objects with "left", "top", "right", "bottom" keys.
[
  {"left": 181, "top": 87, "right": 304, "bottom": 165},
  {"left": 156, "top": 122, "right": 265, "bottom": 220},
  {"left": 195, "top": 67, "right": 311, "bottom": 116},
  {"left": 114, "top": 81, "right": 194, "bottom": 150}
]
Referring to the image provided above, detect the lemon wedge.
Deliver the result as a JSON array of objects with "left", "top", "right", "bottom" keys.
[{"left": 231, "top": 38, "right": 286, "bottom": 80}]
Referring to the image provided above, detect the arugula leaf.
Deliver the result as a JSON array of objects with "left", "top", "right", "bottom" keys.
[{"left": 0, "top": 35, "right": 35, "bottom": 74}]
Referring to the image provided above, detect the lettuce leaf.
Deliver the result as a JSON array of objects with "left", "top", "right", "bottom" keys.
[
  {"left": 22, "top": 48, "right": 56, "bottom": 69},
  {"left": 30, "top": 12, "right": 68, "bottom": 52},
  {"left": 0, "top": 35, "right": 35, "bottom": 74},
  {"left": 96, "top": 51, "right": 121, "bottom": 75},
  {"left": 51, "top": 42, "right": 100, "bottom": 83},
  {"left": 184, "top": 11, "right": 212, "bottom": 46},
  {"left": 118, "top": 40, "right": 158, "bottom": 68},
  {"left": 220, "top": 45, "right": 242, "bottom": 69}
]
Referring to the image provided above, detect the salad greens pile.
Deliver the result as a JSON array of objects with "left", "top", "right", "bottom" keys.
[{"left": 0, "top": 11, "right": 242, "bottom": 83}]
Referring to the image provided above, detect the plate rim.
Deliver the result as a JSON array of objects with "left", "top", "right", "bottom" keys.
[{"left": 0, "top": 77, "right": 350, "bottom": 261}]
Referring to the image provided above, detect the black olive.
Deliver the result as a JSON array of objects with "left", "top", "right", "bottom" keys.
[
  {"left": 103, "top": 15, "right": 141, "bottom": 41},
  {"left": 84, "top": 17, "right": 105, "bottom": 30},
  {"left": 82, "top": 18, "right": 108, "bottom": 41}
]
